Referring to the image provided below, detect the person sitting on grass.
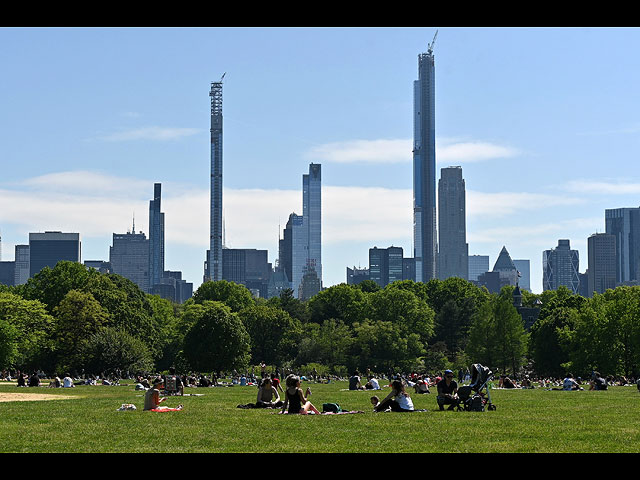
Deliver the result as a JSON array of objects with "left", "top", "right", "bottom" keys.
[
  {"left": 589, "top": 372, "right": 608, "bottom": 391},
  {"left": 256, "top": 377, "right": 283, "bottom": 408},
  {"left": 374, "top": 379, "right": 414, "bottom": 412},
  {"left": 280, "top": 375, "right": 320, "bottom": 415},
  {"left": 144, "top": 377, "right": 183, "bottom": 411},
  {"left": 436, "top": 370, "right": 459, "bottom": 411},
  {"left": 563, "top": 373, "right": 582, "bottom": 391}
]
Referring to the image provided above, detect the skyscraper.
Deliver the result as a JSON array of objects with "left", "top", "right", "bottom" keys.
[
  {"left": 543, "top": 239, "right": 580, "bottom": 294},
  {"left": 438, "top": 166, "right": 468, "bottom": 280},
  {"left": 513, "top": 259, "right": 531, "bottom": 291},
  {"left": 304, "top": 163, "right": 322, "bottom": 286},
  {"left": 278, "top": 163, "right": 322, "bottom": 299},
  {"left": 206, "top": 77, "right": 224, "bottom": 283},
  {"left": 413, "top": 34, "right": 438, "bottom": 283},
  {"left": 13, "top": 244, "right": 29, "bottom": 285},
  {"left": 28, "top": 232, "right": 81, "bottom": 278},
  {"left": 468, "top": 255, "right": 490, "bottom": 282},
  {"left": 148, "top": 183, "right": 165, "bottom": 289},
  {"left": 587, "top": 233, "right": 617, "bottom": 296},
  {"left": 605, "top": 207, "right": 640, "bottom": 285},
  {"left": 369, "top": 246, "right": 404, "bottom": 288},
  {"left": 110, "top": 230, "right": 150, "bottom": 293}
]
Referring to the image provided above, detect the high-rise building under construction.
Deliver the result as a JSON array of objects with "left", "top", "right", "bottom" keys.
[
  {"left": 413, "top": 33, "right": 438, "bottom": 282},
  {"left": 205, "top": 76, "right": 224, "bottom": 282}
]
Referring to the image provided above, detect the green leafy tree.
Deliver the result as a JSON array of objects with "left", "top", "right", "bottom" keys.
[
  {"left": 0, "top": 291, "right": 54, "bottom": 369},
  {"left": 295, "top": 320, "right": 354, "bottom": 368},
  {"left": 81, "top": 327, "right": 155, "bottom": 374},
  {"left": 53, "top": 289, "right": 110, "bottom": 371},
  {"left": 307, "top": 283, "right": 368, "bottom": 325},
  {"left": 21, "top": 261, "right": 97, "bottom": 312},
  {"left": 182, "top": 301, "right": 251, "bottom": 372},
  {"left": 351, "top": 319, "right": 425, "bottom": 372},
  {"left": 239, "top": 304, "right": 302, "bottom": 365},
  {"left": 265, "top": 288, "right": 309, "bottom": 322},
  {"left": 367, "top": 286, "right": 435, "bottom": 343},
  {"left": 467, "top": 291, "right": 528, "bottom": 375},
  {"left": 193, "top": 280, "right": 255, "bottom": 312},
  {"left": 529, "top": 306, "right": 579, "bottom": 376}
]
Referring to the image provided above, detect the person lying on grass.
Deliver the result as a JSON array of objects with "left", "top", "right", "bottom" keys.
[
  {"left": 373, "top": 380, "right": 415, "bottom": 412},
  {"left": 280, "top": 375, "right": 320, "bottom": 415},
  {"left": 144, "top": 377, "right": 183, "bottom": 411}
]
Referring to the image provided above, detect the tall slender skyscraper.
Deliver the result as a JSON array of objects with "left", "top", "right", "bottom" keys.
[
  {"left": 148, "top": 183, "right": 165, "bottom": 289},
  {"left": 303, "top": 163, "right": 322, "bottom": 286},
  {"left": 413, "top": 34, "right": 438, "bottom": 283},
  {"left": 206, "top": 76, "right": 224, "bottom": 282},
  {"left": 438, "top": 166, "right": 468, "bottom": 280}
]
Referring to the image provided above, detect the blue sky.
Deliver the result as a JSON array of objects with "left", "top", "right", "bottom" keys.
[{"left": 1, "top": 27, "right": 640, "bottom": 293}]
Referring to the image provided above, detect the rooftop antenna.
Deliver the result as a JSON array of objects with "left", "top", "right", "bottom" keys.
[
  {"left": 220, "top": 72, "right": 226, "bottom": 82},
  {"left": 428, "top": 30, "right": 438, "bottom": 55},
  {"left": 132, "top": 211, "right": 136, "bottom": 234}
]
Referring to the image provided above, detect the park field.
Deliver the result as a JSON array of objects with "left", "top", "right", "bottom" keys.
[{"left": 0, "top": 380, "right": 639, "bottom": 453}]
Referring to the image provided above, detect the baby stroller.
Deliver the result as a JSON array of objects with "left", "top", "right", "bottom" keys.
[{"left": 456, "top": 363, "right": 496, "bottom": 412}]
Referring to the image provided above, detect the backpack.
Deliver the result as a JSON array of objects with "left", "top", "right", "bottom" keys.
[
  {"left": 470, "top": 394, "right": 485, "bottom": 412},
  {"left": 322, "top": 403, "right": 342, "bottom": 413}
]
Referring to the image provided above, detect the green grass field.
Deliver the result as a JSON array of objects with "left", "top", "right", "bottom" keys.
[{"left": 1, "top": 380, "right": 639, "bottom": 453}]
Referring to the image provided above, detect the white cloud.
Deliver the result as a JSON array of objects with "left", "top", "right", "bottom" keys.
[
  {"left": 467, "top": 190, "right": 585, "bottom": 218},
  {"left": 305, "top": 139, "right": 410, "bottom": 164},
  {"left": 304, "top": 138, "right": 519, "bottom": 164},
  {"left": 437, "top": 141, "right": 519, "bottom": 163},
  {"left": 92, "top": 126, "right": 201, "bottom": 142},
  {"left": 564, "top": 179, "right": 640, "bottom": 195}
]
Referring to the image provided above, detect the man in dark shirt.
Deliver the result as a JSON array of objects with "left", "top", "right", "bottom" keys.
[{"left": 436, "top": 370, "right": 459, "bottom": 411}]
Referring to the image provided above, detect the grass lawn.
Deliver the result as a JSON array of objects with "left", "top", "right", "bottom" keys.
[{"left": 1, "top": 380, "right": 639, "bottom": 453}]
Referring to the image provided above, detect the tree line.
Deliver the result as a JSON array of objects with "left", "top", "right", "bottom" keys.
[{"left": 1, "top": 261, "right": 640, "bottom": 379}]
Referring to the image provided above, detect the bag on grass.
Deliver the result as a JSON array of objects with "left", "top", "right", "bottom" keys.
[{"left": 322, "top": 402, "right": 342, "bottom": 413}]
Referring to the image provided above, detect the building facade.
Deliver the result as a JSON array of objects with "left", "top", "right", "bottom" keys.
[
  {"left": 437, "top": 166, "right": 468, "bottom": 280},
  {"left": 543, "top": 239, "right": 580, "bottom": 294},
  {"left": 110, "top": 231, "right": 150, "bottom": 293},
  {"left": 587, "top": 233, "right": 617, "bottom": 297},
  {"left": 148, "top": 183, "right": 165, "bottom": 290},
  {"left": 28, "top": 232, "right": 81, "bottom": 278},
  {"left": 605, "top": 207, "right": 640, "bottom": 285},
  {"left": 413, "top": 41, "right": 438, "bottom": 283},
  {"left": 14, "top": 244, "right": 30, "bottom": 285},
  {"left": 468, "top": 255, "right": 490, "bottom": 282},
  {"left": 513, "top": 259, "right": 531, "bottom": 291},
  {"left": 207, "top": 78, "right": 224, "bottom": 282},
  {"left": 222, "top": 248, "right": 272, "bottom": 298}
]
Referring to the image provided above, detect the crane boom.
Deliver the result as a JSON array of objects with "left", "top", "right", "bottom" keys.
[{"left": 428, "top": 30, "right": 438, "bottom": 54}]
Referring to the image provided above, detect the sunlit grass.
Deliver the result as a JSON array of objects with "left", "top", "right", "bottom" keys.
[{"left": 1, "top": 380, "right": 639, "bottom": 452}]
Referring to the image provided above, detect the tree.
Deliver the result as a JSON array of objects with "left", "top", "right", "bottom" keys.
[
  {"left": 367, "top": 286, "right": 435, "bottom": 343},
  {"left": 0, "top": 291, "right": 54, "bottom": 369},
  {"left": 307, "top": 283, "right": 368, "bottom": 325},
  {"left": 529, "top": 306, "right": 578, "bottom": 377},
  {"left": 193, "top": 280, "right": 255, "bottom": 312},
  {"left": 21, "top": 261, "right": 97, "bottom": 312},
  {"left": 238, "top": 304, "right": 302, "bottom": 365},
  {"left": 81, "top": 327, "right": 155, "bottom": 374},
  {"left": 467, "top": 291, "right": 528, "bottom": 376},
  {"left": 53, "top": 290, "right": 110, "bottom": 371},
  {"left": 182, "top": 301, "right": 251, "bottom": 373}
]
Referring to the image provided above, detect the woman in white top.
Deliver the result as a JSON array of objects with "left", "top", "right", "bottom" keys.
[{"left": 374, "top": 380, "right": 414, "bottom": 412}]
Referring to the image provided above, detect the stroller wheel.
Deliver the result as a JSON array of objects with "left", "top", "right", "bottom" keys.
[{"left": 488, "top": 404, "right": 496, "bottom": 411}]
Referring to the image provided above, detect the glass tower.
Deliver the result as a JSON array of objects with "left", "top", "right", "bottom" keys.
[
  {"left": 413, "top": 41, "right": 437, "bottom": 283},
  {"left": 438, "top": 166, "right": 468, "bottom": 280},
  {"left": 148, "top": 183, "right": 164, "bottom": 289}
]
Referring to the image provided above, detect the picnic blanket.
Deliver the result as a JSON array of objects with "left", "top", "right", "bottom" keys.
[
  {"left": 149, "top": 407, "right": 182, "bottom": 412},
  {"left": 273, "top": 410, "right": 365, "bottom": 415}
]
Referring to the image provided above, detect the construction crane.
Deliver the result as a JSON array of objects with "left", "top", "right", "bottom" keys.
[{"left": 427, "top": 30, "right": 438, "bottom": 55}]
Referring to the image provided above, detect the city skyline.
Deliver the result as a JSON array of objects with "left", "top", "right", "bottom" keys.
[{"left": 2, "top": 27, "right": 640, "bottom": 294}]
